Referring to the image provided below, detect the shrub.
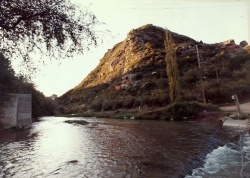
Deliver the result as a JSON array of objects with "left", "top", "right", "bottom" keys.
[
  {"left": 139, "top": 82, "right": 157, "bottom": 93},
  {"left": 228, "top": 54, "right": 250, "bottom": 71},
  {"left": 164, "top": 101, "right": 219, "bottom": 121},
  {"left": 156, "top": 78, "right": 168, "bottom": 88},
  {"left": 232, "top": 70, "right": 247, "bottom": 79},
  {"left": 122, "top": 96, "right": 135, "bottom": 109},
  {"left": 133, "top": 99, "right": 141, "bottom": 108},
  {"left": 203, "top": 80, "right": 221, "bottom": 102},
  {"left": 134, "top": 72, "right": 144, "bottom": 80},
  {"left": 180, "top": 88, "right": 198, "bottom": 101},
  {"left": 231, "top": 79, "right": 250, "bottom": 96},
  {"left": 90, "top": 100, "right": 103, "bottom": 111},
  {"left": 150, "top": 89, "right": 169, "bottom": 106},
  {"left": 165, "top": 102, "right": 198, "bottom": 120},
  {"left": 243, "top": 60, "right": 250, "bottom": 71},
  {"left": 112, "top": 100, "right": 122, "bottom": 110},
  {"left": 181, "top": 68, "right": 199, "bottom": 85},
  {"left": 102, "top": 100, "right": 113, "bottom": 111},
  {"left": 219, "top": 67, "right": 232, "bottom": 78},
  {"left": 177, "top": 57, "right": 197, "bottom": 71},
  {"left": 139, "top": 95, "right": 151, "bottom": 107}
]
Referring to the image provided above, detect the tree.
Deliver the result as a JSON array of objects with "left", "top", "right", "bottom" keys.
[
  {"left": 0, "top": 52, "right": 58, "bottom": 118},
  {"left": 165, "top": 30, "right": 180, "bottom": 103},
  {"left": 0, "top": 0, "right": 101, "bottom": 65},
  {"left": 0, "top": 53, "right": 16, "bottom": 99}
]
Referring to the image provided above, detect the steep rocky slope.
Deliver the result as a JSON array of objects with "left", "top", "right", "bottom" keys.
[{"left": 59, "top": 24, "right": 250, "bottom": 114}]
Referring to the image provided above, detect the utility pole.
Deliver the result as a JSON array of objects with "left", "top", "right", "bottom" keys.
[
  {"left": 215, "top": 67, "right": 219, "bottom": 83},
  {"left": 196, "top": 45, "right": 201, "bottom": 68},
  {"left": 196, "top": 45, "right": 206, "bottom": 103},
  {"left": 232, "top": 94, "right": 242, "bottom": 118}
]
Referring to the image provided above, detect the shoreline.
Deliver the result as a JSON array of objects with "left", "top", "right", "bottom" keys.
[
  {"left": 2, "top": 101, "right": 250, "bottom": 130},
  {"left": 219, "top": 102, "right": 250, "bottom": 130}
]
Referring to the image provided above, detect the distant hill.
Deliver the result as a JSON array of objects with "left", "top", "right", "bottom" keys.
[{"left": 59, "top": 24, "right": 250, "bottom": 114}]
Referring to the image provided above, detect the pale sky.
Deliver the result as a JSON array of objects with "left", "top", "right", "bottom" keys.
[{"left": 18, "top": 0, "right": 250, "bottom": 97}]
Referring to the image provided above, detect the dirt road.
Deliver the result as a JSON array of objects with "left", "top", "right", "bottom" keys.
[
  {"left": 220, "top": 102, "right": 250, "bottom": 114},
  {"left": 220, "top": 102, "right": 250, "bottom": 128}
]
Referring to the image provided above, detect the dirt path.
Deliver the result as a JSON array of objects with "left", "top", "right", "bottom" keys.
[
  {"left": 220, "top": 102, "right": 250, "bottom": 129},
  {"left": 220, "top": 102, "right": 250, "bottom": 114}
]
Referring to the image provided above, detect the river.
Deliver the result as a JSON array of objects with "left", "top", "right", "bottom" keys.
[{"left": 0, "top": 116, "right": 249, "bottom": 178}]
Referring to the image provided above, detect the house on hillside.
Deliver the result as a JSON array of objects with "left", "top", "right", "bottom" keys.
[{"left": 0, "top": 94, "right": 32, "bottom": 128}]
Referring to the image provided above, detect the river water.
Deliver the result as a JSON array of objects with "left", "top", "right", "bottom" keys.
[{"left": 0, "top": 117, "right": 249, "bottom": 178}]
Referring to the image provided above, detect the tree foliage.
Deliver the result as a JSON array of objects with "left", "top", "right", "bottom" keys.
[
  {"left": 0, "top": 0, "right": 101, "bottom": 63},
  {"left": 0, "top": 53, "right": 56, "bottom": 117},
  {"left": 0, "top": 53, "right": 16, "bottom": 99},
  {"left": 165, "top": 31, "right": 180, "bottom": 103}
]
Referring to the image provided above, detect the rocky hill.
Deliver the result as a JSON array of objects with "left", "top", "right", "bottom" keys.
[{"left": 59, "top": 24, "right": 250, "bottom": 114}]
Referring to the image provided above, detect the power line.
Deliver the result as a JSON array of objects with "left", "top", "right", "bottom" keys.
[
  {"left": 172, "top": 0, "right": 200, "bottom": 38},
  {"left": 91, "top": 1, "right": 250, "bottom": 10}
]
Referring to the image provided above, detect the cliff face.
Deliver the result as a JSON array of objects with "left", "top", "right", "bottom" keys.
[
  {"left": 59, "top": 24, "right": 250, "bottom": 113},
  {"left": 74, "top": 25, "right": 168, "bottom": 89}
]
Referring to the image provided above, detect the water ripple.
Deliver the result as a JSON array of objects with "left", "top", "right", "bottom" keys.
[{"left": 0, "top": 117, "right": 247, "bottom": 178}]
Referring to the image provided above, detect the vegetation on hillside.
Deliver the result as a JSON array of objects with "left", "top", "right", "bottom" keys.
[
  {"left": 59, "top": 24, "right": 250, "bottom": 120},
  {"left": 76, "top": 101, "right": 219, "bottom": 121}
]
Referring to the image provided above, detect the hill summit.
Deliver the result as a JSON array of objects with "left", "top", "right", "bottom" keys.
[{"left": 59, "top": 24, "right": 250, "bottom": 114}]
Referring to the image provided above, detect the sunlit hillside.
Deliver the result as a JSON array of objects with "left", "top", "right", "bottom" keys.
[{"left": 59, "top": 24, "right": 250, "bottom": 114}]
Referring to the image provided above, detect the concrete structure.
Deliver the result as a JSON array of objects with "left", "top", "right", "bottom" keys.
[
  {"left": 0, "top": 94, "right": 32, "bottom": 128},
  {"left": 223, "top": 118, "right": 249, "bottom": 128}
]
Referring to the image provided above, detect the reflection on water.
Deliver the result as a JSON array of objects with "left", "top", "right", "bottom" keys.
[
  {"left": 0, "top": 117, "right": 249, "bottom": 178},
  {"left": 0, "top": 129, "right": 33, "bottom": 143}
]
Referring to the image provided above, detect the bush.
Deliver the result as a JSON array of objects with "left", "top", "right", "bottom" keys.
[
  {"left": 219, "top": 67, "right": 232, "bottom": 77},
  {"left": 228, "top": 54, "right": 250, "bottom": 71},
  {"left": 164, "top": 102, "right": 219, "bottom": 121},
  {"left": 203, "top": 81, "right": 222, "bottom": 102},
  {"left": 138, "top": 95, "right": 151, "bottom": 107},
  {"left": 122, "top": 97, "right": 135, "bottom": 109},
  {"left": 231, "top": 79, "right": 250, "bottom": 96},
  {"left": 102, "top": 100, "right": 113, "bottom": 111},
  {"left": 232, "top": 70, "right": 247, "bottom": 79},
  {"left": 139, "top": 81, "right": 157, "bottom": 93},
  {"left": 244, "top": 60, "right": 250, "bottom": 71},
  {"left": 112, "top": 100, "right": 122, "bottom": 110},
  {"left": 156, "top": 78, "right": 168, "bottom": 88},
  {"left": 90, "top": 100, "right": 103, "bottom": 111},
  {"left": 180, "top": 88, "right": 198, "bottom": 101},
  {"left": 149, "top": 90, "right": 169, "bottom": 106},
  {"left": 134, "top": 72, "right": 144, "bottom": 80},
  {"left": 181, "top": 68, "right": 199, "bottom": 85}
]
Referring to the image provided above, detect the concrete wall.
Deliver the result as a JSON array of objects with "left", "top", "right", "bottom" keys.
[
  {"left": 16, "top": 94, "right": 32, "bottom": 127},
  {"left": 0, "top": 94, "right": 32, "bottom": 128},
  {"left": 0, "top": 95, "right": 18, "bottom": 127}
]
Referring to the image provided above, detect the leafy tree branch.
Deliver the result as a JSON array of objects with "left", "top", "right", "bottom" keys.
[{"left": 0, "top": 0, "right": 103, "bottom": 64}]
